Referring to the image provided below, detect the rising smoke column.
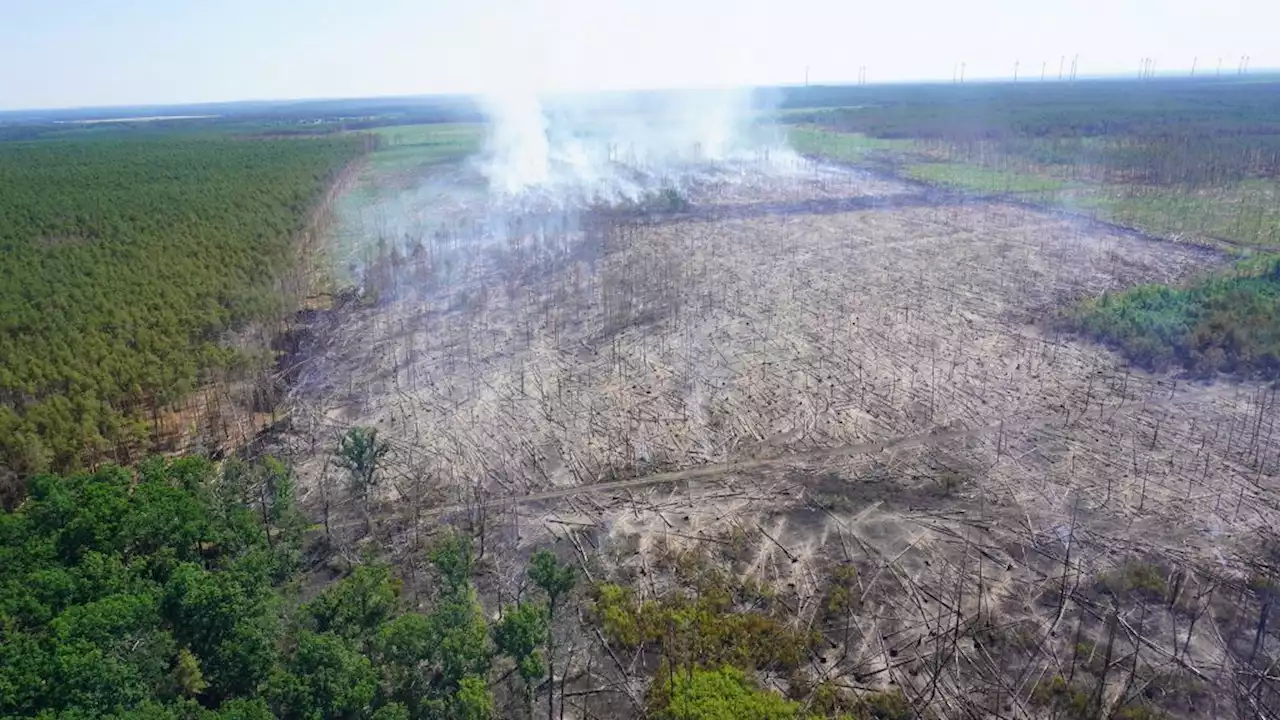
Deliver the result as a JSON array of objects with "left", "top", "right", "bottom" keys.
[
  {"left": 481, "top": 88, "right": 553, "bottom": 195},
  {"left": 478, "top": 86, "right": 796, "bottom": 205}
]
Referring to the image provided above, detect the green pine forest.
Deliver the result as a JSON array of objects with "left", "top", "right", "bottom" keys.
[{"left": 0, "top": 134, "right": 362, "bottom": 486}]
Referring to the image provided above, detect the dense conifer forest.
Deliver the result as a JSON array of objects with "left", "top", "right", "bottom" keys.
[{"left": 0, "top": 134, "right": 362, "bottom": 488}]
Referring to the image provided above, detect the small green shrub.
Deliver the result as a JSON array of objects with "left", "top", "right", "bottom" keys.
[
  {"left": 1062, "top": 256, "right": 1280, "bottom": 380},
  {"left": 1096, "top": 561, "right": 1168, "bottom": 602},
  {"left": 858, "top": 688, "right": 913, "bottom": 720},
  {"left": 591, "top": 582, "right": 816, "bottom": 672},
  {"left": 1247, "top": 572, "right": 1278, "bottom": 596},
  {"left": 824, "top": 564, "right": 860, "bottom": 617},
  {"left": 971, "top": 616, "right": 1040, "bottom": 655},
  {"left": 659, "top": 187, "right": 692, "bottom": 212},
  {"left": 649, "top": 665, "right": 800, "bottom": 720},
  {"left": 1030, "top": 675, "right": 1092, "bottom": 719},
  {"left": 810, "top": 493, "right": 858, "bottom": 513},
  {"left": 1142, "top": 669, "right": 1209, "bottom": 713},
  {"left": 1112, "top": 702, "right": 1168, "bottom": 720}
]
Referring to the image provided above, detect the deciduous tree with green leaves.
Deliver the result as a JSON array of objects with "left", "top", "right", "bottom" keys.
[
  {"left": 0, "top": 458, "right": 503, "bottom": 720},
  {"left": 528, "top": 550, "right": 576, "bottom": 720},
  {"left": 494, "top": 602, "right": 548, "bottom": 716}
]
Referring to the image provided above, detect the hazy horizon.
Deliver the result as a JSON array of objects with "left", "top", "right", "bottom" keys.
[
  {"left": 9, "top": 70, "right": 1280, "bottom": 119},
  {"left": 1, "top": 0, "right": 1276, "bottom": 112}
]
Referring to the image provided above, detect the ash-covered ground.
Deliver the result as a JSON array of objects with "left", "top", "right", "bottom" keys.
[{"left": 283, "top": 156, "right": 1279, "bottom": 717}]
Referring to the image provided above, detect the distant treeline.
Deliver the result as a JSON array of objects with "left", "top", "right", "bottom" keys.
[
  {"left": 780, "top": 78, "right": 1280, "bottom": 138},
  {"left": 0, "top": 134, "right": 362, "bottom": 490},
  {"left": 0, "top": 95, "right": 484, "bottom": 142},
  {"left": 783, "top": 78, "right": 1280, "bottom": 184}
]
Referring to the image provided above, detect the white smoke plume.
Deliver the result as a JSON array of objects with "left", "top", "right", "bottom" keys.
[{"left": 478, "top": 86, "right": 796, "bottom": 205}]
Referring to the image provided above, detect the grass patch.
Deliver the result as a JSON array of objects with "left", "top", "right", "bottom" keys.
[
  {"left": 325, "top": 123, "right": 486, "bottom": 282},
  {"left": 787, "top": 127, "right": 915, "bottom": 164},
  {"left": 361, "top": 123, "right": 483, "bottom": 173},
  {"left": 788, "top": 126, "right": 1280, "bottom": 251},
  {"left": 366, "top": 122, "right": 481, "bottom": 145},
  {"left": 905, "top": 161, "right": 1071, "bottom": 195},
  {"left": 1077, "top": 180, "right": 1280, "bottom": 250},
  {"left": 1063, "top": 257, "right": 1280, "bottom": 378}
]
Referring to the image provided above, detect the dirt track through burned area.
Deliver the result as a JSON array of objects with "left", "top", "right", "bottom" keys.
[{"left": 421, "top": 418, "right": 1017, "bottom": 514}]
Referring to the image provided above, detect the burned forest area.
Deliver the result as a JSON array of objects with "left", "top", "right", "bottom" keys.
[
  {"left": 5, "top": 80, "right": 1280, "bottom": 720},
  {"left": 282, "top": 150, "right": 1278, "bottom": 717}
]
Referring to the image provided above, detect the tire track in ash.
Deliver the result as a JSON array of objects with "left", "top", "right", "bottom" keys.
[{"left": 425, "top": 419, "right": 1027, "bottom": 517}]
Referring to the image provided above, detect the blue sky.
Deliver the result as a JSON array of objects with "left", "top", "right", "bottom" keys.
[{"left": 1, "top": 0, "right": 1275, "bottom": 110}]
